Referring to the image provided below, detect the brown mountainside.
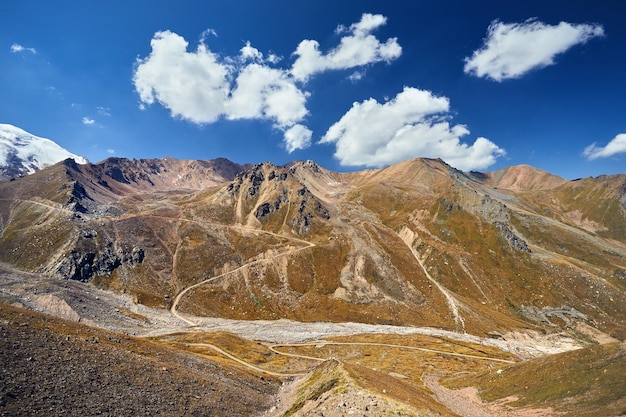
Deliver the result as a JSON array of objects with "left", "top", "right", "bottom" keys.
[
  {"left": 1, "top": 157, "right": 625, "bottom": 341},
  {"left": 473, "top": 164, "right": 567, "bottom": 191}
]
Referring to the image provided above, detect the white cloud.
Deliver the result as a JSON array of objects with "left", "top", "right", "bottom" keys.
[
  {"left": 82, "top": 117, "right": 96, "bottom": 126},
  {"left": 133, "top": 30, "right": 230, "bottom": 124},
  {"left": 134, "top": 16, "right": 401, "bottom": 153},
  {"left": 348, "top": 70, "right": 365, "bottom": 82},
  {"left": 320, "top": 87, "right": 505, "bottom": 171},
  {"left": 238, "top": 42, "right": 282, "bottom": 65},
  {"left": 239, "top": 41, "right": 264, "bottom": 62},
  {"left": 267, "top": 54, "right": 281, "bottom": 64},
  {"left": 283, "top": 124, "right": 312, "bottom": 153},
  {"left": 107, "top": 149, "right": 115, "bottom": 154},
  {"left": 583, "top": 134, "right": 626, "bottom": 160},
  {"left": 10, "top": 43, "right": 36, "bottom": 54},
  {"left": 464, "top": 19, "right": 604, "bottom": 81},
  {"left": 291, "top": 13, "right": 401, "bottom": 81},
  {"left": 133, "top": 31, "right": 311, "bottom": 151},
  {"left": 201, "top": 28, "right": 218, "bottom": 40},
  {"left": 226, "top": 63, "right": 308, "bottom": 128},
  {"left": 97, "top": 106, "right": 111, "bottom": 116}
]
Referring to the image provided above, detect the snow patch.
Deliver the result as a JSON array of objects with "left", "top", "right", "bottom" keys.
[{"left": 0, "top": 123, "right": 87, "bottom": 175}]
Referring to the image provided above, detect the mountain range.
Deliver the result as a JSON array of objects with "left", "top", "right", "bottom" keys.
[{"left": 1, "top": 124, "right": 625, "bottom": 416}]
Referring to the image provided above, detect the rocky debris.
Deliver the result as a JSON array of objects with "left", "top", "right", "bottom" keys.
[
  {"left": 493, "top": 221, "right": 531, "bottom": 252},
  {"left": 255, "top": 192, "right": 289, "bottom": 222},
  {"left": 467, "top": 193, "right": 511, "bottom": 223},
  {"left": 59, "top": 181, "right": 92, "bottom": 213},
  {"left": 227, "top": 163, "right": 273, "bottom": 196},
  {"left": 0, "top": 304, "right": 280, "bottom": 417},
  {"left": 612, "top": 268, "right": 626, "bottom": 280},
  {"left": 289, "top": 195, "right": 330, "bottom": 235},
  {"left": 57, "top": 239, "right": 144, "bottom": 282},
  {"left": 521, "top": 305, "right": 588, "bottom": 326},
  {"left": 288, "top": 159, "right": 322, "bottom": 175},
  {"left": 228, "top": 163, "right": 331, "bottom": 234},
  {"left": 480, "top": 194, "right": 510, "bottom": 221},
  {"left": 228, "top": 163, "right": 268, "bottom": 197},
  {"left": 265, "top": 360, "right": 430, "bottom": 417}
]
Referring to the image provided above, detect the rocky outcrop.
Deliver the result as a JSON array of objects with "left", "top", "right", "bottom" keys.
[
  {"left": 57, "top": 239, "right": 144, "bottom": 282},
  {"left": 493, "top": 221, "right": 531, "bottom": 252},
  {"left": 60, "top": 181, "right": 92, "bottom": 213},
  {"left": 521, "top": 305, "right": 588, "bottom": 326},
  {"left": 289, "top": 196, "right": 330, "bottom": 234},
  {"left": 228, "top": 162, "right": 331, "bottom": 234},
  {"left": 467, "top": 194, "right": 510, "bottom": 223},
  {"left": 227, "top": 163, "right": 287, "bottom": 198},
  {"left": 254, "top": 192, "right": 289, "bottom": 221}
]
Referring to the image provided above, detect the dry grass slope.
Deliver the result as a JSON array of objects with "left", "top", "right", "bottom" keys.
[{"left": 443, "top": 341, "right": 626, "bottom": 417}]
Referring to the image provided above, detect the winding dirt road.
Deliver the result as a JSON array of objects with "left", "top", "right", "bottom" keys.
[
  {"left": 188, "top": 343, "right": 307, "bottom": 377},
  {"left": 180, "top": 338, "right": 515, "bottom": 383},
  {"left": 170, "top": 223, "right": 315, "bottom": 326},
  {"left": 182, "top": 339, "right": 514, "bottom": 381},
  {"left": 268, "top": 341, "right": 515, "bottom": 365}
]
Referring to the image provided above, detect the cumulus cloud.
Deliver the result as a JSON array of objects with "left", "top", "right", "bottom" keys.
[
  {"left": 133, "top": 31, "right": 230, "bottom": 124},
  {"left": 239, "top": 41, "right": 264, "bottom": 62},
  {"left": 10, "top": 43, "right": 36, "bottom": 54},
  {"left": 464, "top": 19, "right": 604, "bottom": 81},
  {"left": 291, "top": 13, "right": 401, "bottom": 81},
  {"left": 133, "top": 15, "right": 400, "bottom": 153},
  {"left": 320, "top": 87, "right": 505, "bottom": 171},
  {"left": 283, "top": 124, "right": 313, "bottom": 153},
  {"left": 226, "top": 63, "right": 308, "bottom": 127},
  {"left": 583, "top": 134, "right": 626, "bottom": 160},
  {"left": 133, "top": 31, "right": 311, "bottom": 151},
  {"left": 82, "top": 117, "right": 96, "bottom": 126}
]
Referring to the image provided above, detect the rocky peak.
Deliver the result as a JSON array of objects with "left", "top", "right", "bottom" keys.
[{"left": 225, "top": 161, "right": 331, "bottom": 234}]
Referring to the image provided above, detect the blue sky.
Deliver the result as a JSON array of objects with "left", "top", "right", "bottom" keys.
[{"left": 2, "top": 0, "right": 625, "bottom": 179}]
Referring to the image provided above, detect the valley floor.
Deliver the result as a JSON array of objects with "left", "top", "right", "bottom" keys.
[{"left": 4, "top": 263, "right": 622, "bottom": 416}]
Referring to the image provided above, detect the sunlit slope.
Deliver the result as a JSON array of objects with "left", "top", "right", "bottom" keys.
[
  {"left": 1, "top": 157, "right": 625, "bottom": 338},
  {"left": 443, "top": 341, "right": 626, "bottom": 417}
]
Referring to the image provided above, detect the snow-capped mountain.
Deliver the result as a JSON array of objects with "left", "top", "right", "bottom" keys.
[{"left": 0, "top": 124, "right": 87, "bottom": 180}]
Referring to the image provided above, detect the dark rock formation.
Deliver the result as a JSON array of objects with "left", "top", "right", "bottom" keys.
[
  {"left": 254, "top": 193, "right": 289, "bottom": 222},
  {"left": 493, "top": 221, "right": 531, "bottom": 253},
  {"left": 61, "top": 181, "right": 92, "bottom": 213},
  {"left": 289, "top": 194, "right": 330, "bottom": 235},
  {"left": 57, "top": 240, "right": 144, "bottom": 282}
]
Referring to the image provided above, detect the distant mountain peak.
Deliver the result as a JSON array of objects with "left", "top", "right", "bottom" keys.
[
  {"left": 0, "top": 123, "right": 87, "bottom": 180},
  {"left": 477, "top": 164, "right": 567, "bottom": 191}
]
